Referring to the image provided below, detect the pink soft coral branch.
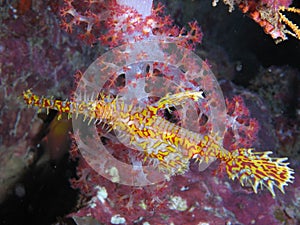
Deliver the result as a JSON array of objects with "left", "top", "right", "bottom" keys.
[{"left": 60, "top": 0, "right": 202, "bottom": 48}]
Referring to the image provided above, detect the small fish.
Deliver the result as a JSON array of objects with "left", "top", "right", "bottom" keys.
[{"left": 22, "top": 89, "right": 294, "bottom": 197}]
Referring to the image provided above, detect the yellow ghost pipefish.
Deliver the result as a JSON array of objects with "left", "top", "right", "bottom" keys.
[{"left": 22, "top": 89, "right": 294, "bottom": 197}]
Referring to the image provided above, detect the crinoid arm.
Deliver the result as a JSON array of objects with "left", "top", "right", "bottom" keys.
[
  {"left": 225, "top": 148, "right": 294, "bottom": 198},
  {"left": 279, "top": 6, "right": 300, "bottom": 40}
]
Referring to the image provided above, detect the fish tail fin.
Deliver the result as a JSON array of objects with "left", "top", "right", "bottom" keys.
[{"left": 225, "top": 148, "right": 294, "bottom": 197}]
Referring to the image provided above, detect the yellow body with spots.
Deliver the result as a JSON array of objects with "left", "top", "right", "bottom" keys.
[{"left": 22, "top": 89, "right": 294, "bottom": 197}]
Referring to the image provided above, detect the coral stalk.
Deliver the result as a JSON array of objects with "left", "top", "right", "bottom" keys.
[{"left": 116, "top": 0, "right": 153, "bottom": 18}]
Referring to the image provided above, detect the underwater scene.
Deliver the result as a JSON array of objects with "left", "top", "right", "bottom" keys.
[{"left": 0, "top": 0, "right": 300, "bottom": 224}]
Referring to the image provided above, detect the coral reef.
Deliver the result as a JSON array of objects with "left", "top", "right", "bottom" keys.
[
  {"left": 0, "top": 0, "right": 299, "bottom": 225},
  {"left": 0, "top": 0, "right": 85, "bottom": 223}
]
